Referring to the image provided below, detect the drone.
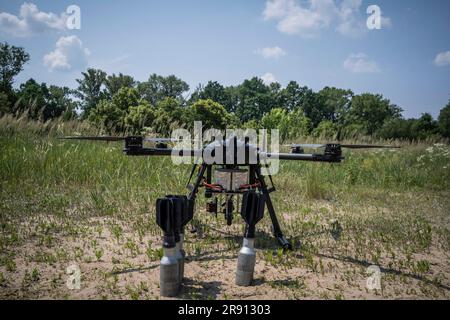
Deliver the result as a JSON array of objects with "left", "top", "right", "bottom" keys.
[{"left": 62, "top": 134, "right": 399, "bottom": 297}]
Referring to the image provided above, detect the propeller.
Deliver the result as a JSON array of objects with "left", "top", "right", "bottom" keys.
[
  {"left": 61, "top": 136, "right": 125, "bottom": 142},
  {"left": 289, "top": 143, "right": 400, "bottom": 149},
  {"left": 60, "top": 136, "right": 191, "bottom": 143}
]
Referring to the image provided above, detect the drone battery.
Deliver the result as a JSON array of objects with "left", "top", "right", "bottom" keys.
[{"left": 215, "top": 168, "right": 248, "bottom": 191}]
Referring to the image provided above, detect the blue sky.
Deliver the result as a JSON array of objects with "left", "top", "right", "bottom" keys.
[{"left": 1, "top": 0, "right": 449, "bottom": 118}]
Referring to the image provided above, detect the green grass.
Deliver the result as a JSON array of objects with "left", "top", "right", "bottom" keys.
[{"left": 0, "top": 116, "right": 449, "bottom": 299}]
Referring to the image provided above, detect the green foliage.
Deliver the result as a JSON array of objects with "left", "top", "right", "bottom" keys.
[
  {"left": 411, "top": 113, "right": 439, "bottom": 139},
  {"left": 125, "top": 101, "right": 155, "bottom": 134},
  {"left": 138, "top": 74, "right": 189, "bottom": 106},
  {"left": 190, "top": 81, "right": 234, "bottom": 112},
  {"left": 288, "top": 108, "right": 312, "bottom": 138},
  {"left": 261, "top": 108, "right": 291, "bottom": 142},
  {"left": 111, "top": 87, "right": 140, "bottom": 111},
  {"left": 292, "top": 86, "right": 322, "bottom": 127},
  {"left": 317, "top": 87, "right": 353, "bottom": 124},
  {"left": 241, "top": 119, "right": 261, "bottom": 130},
  {"left": 152, "top": 97, "right": 185, "bottom": 135},
  {"left": 0, "top": 92, "right": 9, "bottom": 116},
  {"left": 76, "top": 68, "right": 107, "bottom": 118},
  {"left": 438, "top": 101, "right": 450, "bottom": 138},
  {"left": 88, "top": 87, "right": 142, "bottom": 133},
  {"left": 378, "top": 113, "right": 439, "bottom": 140},
  {"left": 47, "top": 85, "right": 77, "bottom": 121},
  {"left": 187, "top": 99, "right": 236, "bottom": 130},
  {"left": 261, "top": 107, "right": 311, "bottom": 142},
  {"left": 105, "top": 73, "right": 135, "bottom": 97},
  {"left": 16, "top": 79, "right": 49, "bottom": 120},
  {"left": 235, "top": 77, "right": 278, "bottom": 123},
  {"left": 0, "top": 42, "right": 30, "bottom": 94},
  {"left": 345, "top": 93, "right": 403, "bottom": 135},
  {"left": 88, "top": 100, "right": 126, "bottom": 133},
  {"left": 14, "top": 79, "right": 77, "bottom": 122},
  {"left": 312, "top": 120, "right": 339, "bottom": 139}
]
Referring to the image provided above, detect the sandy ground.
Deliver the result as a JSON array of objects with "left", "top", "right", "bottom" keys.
[{"left": 1, "top": 204, "right": 449, "bottom": 300}]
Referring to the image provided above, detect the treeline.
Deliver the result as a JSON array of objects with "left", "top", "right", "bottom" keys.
[{"left": 1, "top": 42, "right": 449, "bottom": 141}]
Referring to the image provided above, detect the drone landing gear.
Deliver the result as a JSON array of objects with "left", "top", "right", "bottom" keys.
[
  {"left": 254, "top": 166, "right": 293, "bottom": 251},
  {"left": 155, "top": 162, "right": 293, "bottom": 296},
  {"left": 236, "top": 191, "right": 265, "bottom": 286}
]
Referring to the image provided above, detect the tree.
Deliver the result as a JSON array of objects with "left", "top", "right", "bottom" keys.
[
  {"left": 138, "top": 74, "right": 189, "bottom": 106},
  {"left": 261, "top": 108, "right": 291, "bottom": 142},
  {"left": 75, "top": 68, "right": 107, "bottom": 118},
  {"left": 235, "top": 77, "right": 278, "bottom": 123},
  {"left": 0, "top": 42, "right": 30, "bottom": 113},
  {"left": 279, "top": 81, "right": 303, "bottom": 112},
  {"left": 312, "top": 120, "right": 339, "bottom": 139},
  {"left": 438, "top": 101, "right": 450, "bottom": 138},
  {"left": 111, "top": 87, "right": 140, "bottom": 111},
  {"left": 187, "top": 99, "right": 236, "bottom": 130},
  {"left": 377, "top": 118, "right": 415, "bottom": 140},
  {"left": 261, "top": 107, "right": 311, "bottom": 142},
  {"left": 152, "top": 97, "right": 186, "bottom": 135},
  {"left": 189, "top": 81, "right": 235, "bottom": 112},
  {"left": 16, "top": 78, "right": 49, "bottom": 120},
  {"left": 125, "top": 101, "right": 155, "bottom": 134},
  {"left": 88, "top": 87, "right": 141, "bottom": 133},
  {"left": 0, "top": 92, "right": 9, "bottom": 116},
  {"left": 288, "top": 108, "right": 312, "bottom": 139},
  {"left": 411, "top": 113, "right": 439, "bottom": 139},
  {"left": 317, "top": 87, "right": 353, "bottom": 124},
  {"left": 242, "top": 119, "right": 261, "bottom": 130},
  {"left": 279, "top": 83, "right": 323, "bottom": 127},
  {"left": 16, "top": 79, "right": 77, "bottom": 121},
  {"left": 105, "top": 73, "right": 135, "bottom": 97},
  {"left": 0, "top": 42, "right": 30, "bottom": 93},
  {"left": 88, "top": 100, "right": 125, "bottom": 134},
  {"left": 345, "top": 93, "right": 403, "bottom": 135},
  {"left": 47, "top": 85, "right": 77, "bottom": 120}
]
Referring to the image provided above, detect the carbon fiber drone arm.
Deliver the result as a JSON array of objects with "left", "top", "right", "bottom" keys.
[{"left": 264, "top": 152, "right": 344, "bottom": 163}]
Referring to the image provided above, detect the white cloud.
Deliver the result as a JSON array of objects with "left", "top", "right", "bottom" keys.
[
  {"left": 434, "top": 51, "right": 450, "bottom": 67},
  {"left": 343, "top": 53, "right": 380, "bottom": 74},
  {"left": 0, "top": 2, "right": 67, "bottom": 37},
  {"left": 262, "top": 0, "right": 391, "bottom": 38},
  {"left": 261, "top": 72, "right": 277, "bottom": 85},
  {"left": 336, "top": 0, "right": 365, "bottom": 37},
  {"left": 43, "top": 36, "right": 89, "bottom": 72},
  {"left": 381, "top": 16, "right": 392, "bottom": 28},
  {"left": 255, "top": 46, "right": 287, "bottom": 59}
]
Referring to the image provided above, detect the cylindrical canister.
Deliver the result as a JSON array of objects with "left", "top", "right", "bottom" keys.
[
  {"left": 160, "top": 247, "right": 180, "bottom": 297},
  {"left": 235, "top": 238, "right": 256, "bottom": 286}
]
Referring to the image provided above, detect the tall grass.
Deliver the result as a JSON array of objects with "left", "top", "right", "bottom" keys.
[{"left": 1, "top": 115, "right": 449, "bottom": 200}]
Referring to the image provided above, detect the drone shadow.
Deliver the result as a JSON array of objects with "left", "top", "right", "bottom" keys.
[
  {"left": 179, "top": 278, "right": 222, "bottom": 300},
  {"left": 110, "top": 264, "right": 159, "bottom": 276},
  {"left": 308, "top": 252, "right": 450, "bottom": 293}
]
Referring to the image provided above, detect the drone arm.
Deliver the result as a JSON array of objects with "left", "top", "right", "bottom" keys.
[
  {"left": 124, "top": 147, "right": 202, "bottom": 157},
  {"left": 264, "top": 153, "right": 344, "bottom": 163}
]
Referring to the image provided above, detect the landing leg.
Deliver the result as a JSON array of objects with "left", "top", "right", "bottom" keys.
[
  {"left": 255, "top": 166, "right": 293, "bottom": 251},
  {"left": 187, "top": 163, "right": 207, "bottom": 233}
]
